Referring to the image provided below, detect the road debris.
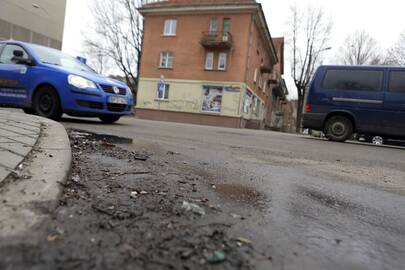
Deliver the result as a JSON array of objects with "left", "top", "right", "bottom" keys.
[
  {"left": 182, "top": 201, "right": 206, "bottom": 216},
  {"left": 207, "top": 251, "right": 226, "bottom": 264}
]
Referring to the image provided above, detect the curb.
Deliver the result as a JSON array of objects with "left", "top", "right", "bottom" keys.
[{"left": 0, "top": 112, "right": 71, "bottom": 238}]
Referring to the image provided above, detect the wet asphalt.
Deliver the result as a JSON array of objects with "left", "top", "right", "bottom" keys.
[{"left": 58, "top": 115, "right": 405, "bottom": 270}]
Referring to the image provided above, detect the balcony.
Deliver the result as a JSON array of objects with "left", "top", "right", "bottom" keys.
[{"left": 201, "top": 31, "right": 233, "bottom": 49}]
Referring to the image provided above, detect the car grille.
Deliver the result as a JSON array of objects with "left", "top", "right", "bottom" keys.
[
  {"left": 100, "top": 85, "right": 127, "bottom": 95},
  {"left": 76, "top": 100, "right": 104, "bottom": 110},
  {"left": 107, "top": 103, "right": 127, "bottom": 112}
]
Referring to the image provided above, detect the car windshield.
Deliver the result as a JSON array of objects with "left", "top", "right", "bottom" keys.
[{"left": 30, "top": 44, "right": 95, "bottom": 73}]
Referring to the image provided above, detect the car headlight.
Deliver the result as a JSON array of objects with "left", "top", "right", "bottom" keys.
[{"left": 68, "top": 75, "right": 97, "bottom": 89}]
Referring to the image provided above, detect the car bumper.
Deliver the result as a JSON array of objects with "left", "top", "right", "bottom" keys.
[
  {"left": 302, "top": 112, "right": 326, "bottom": 130},
  {"left": 63, "top": 90, "right": 133, "bottom": 117}
]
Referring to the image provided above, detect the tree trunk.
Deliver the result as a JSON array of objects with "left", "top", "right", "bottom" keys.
[{"left": 295, "top": 91, "right": 304, "bottom": 133}]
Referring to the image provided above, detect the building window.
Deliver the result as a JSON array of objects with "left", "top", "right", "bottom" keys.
[
  {"left": 258, "top": 73, "right": 263, "bottom": 89},
  {"left": 223, "top": 18, "right": 231, "bottom": 33},
  {"left": 157, "top": 83, "right": 170, "bottom": 100},
  {"left": 218, "top": 53, "right": 227, "bottom": 70},
  {"left": 205, "top": 52, "right": 214, "bottom": 70},
  {"left": 210, "top": 17, "right": 218, "bottom": 33},
  {"left": 163, "top": 19, "right": 177, "bottom": 36},
  {"left": 160, "top": 51, "right": 173, "bottom": 68}
]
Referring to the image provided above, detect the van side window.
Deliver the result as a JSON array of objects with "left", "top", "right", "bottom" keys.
[
  {"left": 389, "top": 71, "right": 405, "bottom": 93},
  {"left": 322, "top": 70, "right": 383, "bottom": 91}
]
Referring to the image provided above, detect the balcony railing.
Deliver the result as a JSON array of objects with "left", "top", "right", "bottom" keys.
[{"left": 201, "top": 31, "right": 233, "bottom": 49}]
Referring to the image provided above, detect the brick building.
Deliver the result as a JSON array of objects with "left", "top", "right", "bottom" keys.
[{"left": 136, "top": 0, "right": 287, "bottom": 128}]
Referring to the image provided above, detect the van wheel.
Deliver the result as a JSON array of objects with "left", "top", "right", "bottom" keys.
[
  {"left": 33, "top": 86, "right": 62, "bottom": 120},
  {"left": 99, "top": 115, "right": 121, "bottom": 124},
  {"left": 324, "top": 116, "right": 353, "bottom": 142}
]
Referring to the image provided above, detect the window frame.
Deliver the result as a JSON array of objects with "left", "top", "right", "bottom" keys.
[
  {"left": 159, "top": 51, "right": 173, "bottom": 69},
  {"left": 321, "top": 69, "right": 384, "bottom": 92},
  {"left": 210, "top": 17, "right": 218, "bottom": 33},
  {"left": 157, "top": 83, "right": 170, "bottom": 100},
  {"left": 218, "top": 52, "right": 227, "bottom": 70},
  {"left": 163, "top": 19, "right": 177, "bottom": 36},
  {"left": 388, "top": 70, "right": 405, "bottom": 93},
  {"left": 223, "top": 18, "right": 231, "bottom": 33},
  {"left": 205, "top": 52, "right": 214, "bottom": 70}
]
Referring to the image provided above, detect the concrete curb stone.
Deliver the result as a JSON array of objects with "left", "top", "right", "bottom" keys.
[{"left": 0, "top": 109, "right": 71, "bottom": 238}]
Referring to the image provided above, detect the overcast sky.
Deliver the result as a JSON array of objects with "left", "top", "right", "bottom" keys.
[{"left": 62, "top": 0, "right": 405, "bottom": 98}]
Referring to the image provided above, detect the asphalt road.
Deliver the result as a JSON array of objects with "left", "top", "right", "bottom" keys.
[{"left": 60, "top": 115, "right": 405, "bottom": 270}]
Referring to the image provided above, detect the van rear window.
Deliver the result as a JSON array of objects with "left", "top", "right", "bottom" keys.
[{"left": 322, "top": 70, "right": 383, "bottom": 91}]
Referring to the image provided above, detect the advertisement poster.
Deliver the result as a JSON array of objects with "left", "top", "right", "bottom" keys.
[{"left": 202, "top": 86, "right": 223, "bottom": 113}]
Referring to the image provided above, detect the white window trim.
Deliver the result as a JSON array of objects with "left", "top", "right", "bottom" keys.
[
  {"left": 157, "top": 84, "right": 170, "bottom": 100},
  {"left": 218, "top": 53, "right": 227, "bottom": 70},
  {"left": 253, "top": 68, "right": 258, "bottom": 83},
  {"left": 205, "top": 52, "right": 214, "bottom": 70},
  {"left": 163, "top": 19, "right": 177, "bottom": 36},
  {"left": 160, "top": 51, "right": 173, "bottom": 68}
]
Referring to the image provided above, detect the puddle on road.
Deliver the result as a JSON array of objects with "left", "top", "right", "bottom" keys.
[{"left": 214, "top": 183, "right": 266, "bottom": 207}]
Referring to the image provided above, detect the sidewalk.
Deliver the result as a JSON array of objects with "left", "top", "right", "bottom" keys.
[
  {"left": 0, "top": 108, "right": 71, "bottom": 239},
  {"left": 0, "top": 110, "right": 41, "bottom": 183}
]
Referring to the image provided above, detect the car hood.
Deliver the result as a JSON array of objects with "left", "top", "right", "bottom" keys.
[{"left": 45, "top": 64, "right": 128, "bottom": 88}]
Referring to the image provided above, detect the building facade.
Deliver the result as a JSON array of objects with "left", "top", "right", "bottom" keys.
[
  {"left": 137, "top": 0, "right": 286, "bottom": 128},
  {"left": 0, "top": 0, "right": 66, "bottom": 49}
]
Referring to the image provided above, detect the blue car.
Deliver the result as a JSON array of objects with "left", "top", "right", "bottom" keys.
[
  {"left": 0, "top": 41, "right": 133, "bottom": 123},
  {"left": 303, "top": 65, "right": 405, "bottom": 142}
]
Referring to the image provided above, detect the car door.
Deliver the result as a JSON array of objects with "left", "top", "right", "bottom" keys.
[
  {"left": 383, "top": 69, "right": 405, "bottom": 136},
  {"left": 0, "top": 44, "right": 31, "bottom": 107}
]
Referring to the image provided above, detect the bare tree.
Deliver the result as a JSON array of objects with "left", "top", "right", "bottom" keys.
[
  {"left": 82, "top": 46, "right": 111, "bottom": 75},
  {"left": 84, "top": 0, "right": 146, "bottom": 101},
  {"left": 339, "top": 30, "right": 383, "bottom": 65},
  {"left": 386, "top": 31, "right": 405, "bottom": 66},
  {"left": 288, "top": 5, "right": 333, "bottom": 133}
]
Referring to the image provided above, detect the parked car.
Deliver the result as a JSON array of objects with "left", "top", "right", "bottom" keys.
[
  {"left": 0, "top": 41, "right": 133, "bottom": 123},
  {"left": 303, "top": 65, "right": 405, "bottom": 142}
]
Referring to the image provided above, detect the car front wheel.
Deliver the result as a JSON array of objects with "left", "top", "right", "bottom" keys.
[
  {"left": 99, "top": 115, "right": 121, "bottom": 124},
  {"left": 324, "top": 116, "right": 353, "bottom": 142},
  {"left": 33, "top": 86, "right": 62, "bottom": 120}
]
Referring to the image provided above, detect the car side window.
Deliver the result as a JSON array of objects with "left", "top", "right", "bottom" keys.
[
  {"left": 322, "top": 69, "right": 383, "bottom": 91},
  {"left": 0, "top": 44, "right": 29, "bottom": 65},
  {"left": 389, "top": 71, "right": 405, "bottom": 93}
]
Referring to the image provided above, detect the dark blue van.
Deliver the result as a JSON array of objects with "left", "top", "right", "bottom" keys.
[
  {"left": 0, "top": 41, "right": 133, "bottom": 123},
  {"left": 303, "top": 65, "right": 405, "bottom": 142}
]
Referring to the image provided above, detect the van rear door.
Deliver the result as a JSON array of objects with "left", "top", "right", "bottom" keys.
[
  {"left": 384, "top": 69, "right": 405, "bottom": 136},
  {"left": 321, "top": 68, "right": 385, "bottom": 133}
]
